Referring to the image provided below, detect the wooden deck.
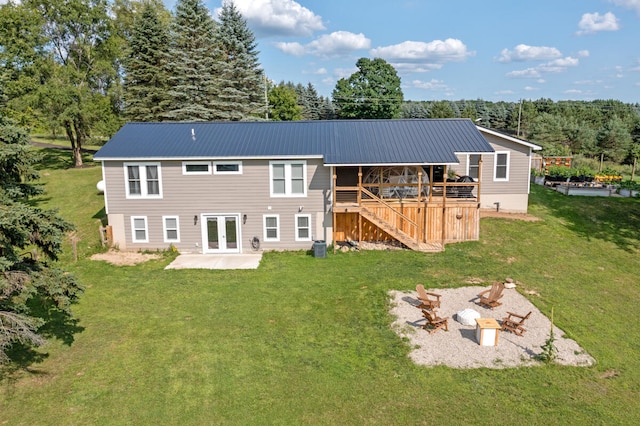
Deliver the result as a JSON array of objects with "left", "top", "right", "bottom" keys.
[{"left": 331, "top": 167, "right": 482, "bottom": 252}]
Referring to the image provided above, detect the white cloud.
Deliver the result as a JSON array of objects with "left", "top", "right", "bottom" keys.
[
  {"left": 232, "top": 0, "right": 325, "bottom": 37},
  {"left": 507, "top": 68, "right": 542, "bottom": 78},
  {"left": 409, "top": 79, "right": 450, "bottom": 91},
  {"left": 333, "top": 67, "right": 358, "bottom": 79},
  {"left": 370, "top": 39, "right": 470, "bottom": 63},
  {"left": 307, "top": 32, "right": 371, "bottom": 56},
  {"left": 274, "top": 31, "right": 370, "bottom": 57},
  {"left": 564, "top": 89, "right": 584, "bottom": 95},
  {"left": 368, "top": 39, "right": 471, "bottom": 74},
  {"left": 576, "top": 12, "right": 620, "bottom": 35},
  {"left": 524, "top": 86, "right": 539, "bottom": 92},
  {"left": 507, "top": 56, "right": 580, "bottom": 79},
  {"left": 578, "top": 50, "right": 590, "bottom": 57},
  {"left": 608, "top": 0, "right": 640, "bottom": 15},
  {"left": 273, "top": 42, "right": 307, "bottom": 56},
  {"left": 301, "top": 67, "right": 328, "bottom": 76},
  {"left": 498, "top": 44, "right": 562, "bottom": 63}
]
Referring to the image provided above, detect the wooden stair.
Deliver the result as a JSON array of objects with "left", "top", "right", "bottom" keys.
[{"left": 359, "top": 207, "right": 443, "bottom": 253}]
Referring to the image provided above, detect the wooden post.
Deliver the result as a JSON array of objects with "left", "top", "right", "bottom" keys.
[
  {"left": 429, "top": 166, "right": 434, "bottom": 202},
  {"left": 333, "top": 170, "right": 337, "bottom": 254},
  {"left": 71, "top": 235, "right": 78, "bottom": 262},
  {"left": 477, "top": 156, "right": 483, "bottom": 205},
  {"left": 417, "top": 167, "right": 423, "bottom": 245},
  {"left": 357, "top": 167, "right": 362, "bottom": 205},
  {"left": 358, "top": 166, "right": 362, "bottom": 243}
]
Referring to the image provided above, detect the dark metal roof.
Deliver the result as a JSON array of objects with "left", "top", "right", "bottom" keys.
[{"left": 94, "top": 119, "right": 494, "bottom": 165}]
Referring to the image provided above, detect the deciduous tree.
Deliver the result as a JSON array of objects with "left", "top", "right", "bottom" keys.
[
  {"left": 268, "top": 83, "right": 301, "bottom": 121},
  {"left": 332, "top": 58, "right": 403, "bottom": 119}
]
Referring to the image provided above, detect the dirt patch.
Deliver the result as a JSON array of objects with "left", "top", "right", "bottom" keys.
[
  {"left": 480, "top": 210, "right": 540, "bottom": 221},
  {"left": 90, "top": 250, "right": 161, "bottom": 266}
]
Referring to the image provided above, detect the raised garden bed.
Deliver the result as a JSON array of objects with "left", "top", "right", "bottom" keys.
[{"left": 555, "top": 183, "right": 614, "bottom": 197}]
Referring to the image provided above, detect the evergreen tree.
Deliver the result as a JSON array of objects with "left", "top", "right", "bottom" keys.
[
  {"left": 164, "top": 0, "right": 222, "bottom": 121},
  {"left": 428, "top": 101, "right": 455, "bottom": 118},
  {"left": 319, "top": 96, "right": 337, "bottom": 120},
  {"left": 0, "top": 118, "right": 83, "bottom": 364},
  {"left": 215, "top": 1, "right": 265, "bottom": 120},
  {"left": 302, "top": 83, "right": 321, "bottom": 120},
  {"left": 123, "top": 2, "right": 170, "bottom": 121}
]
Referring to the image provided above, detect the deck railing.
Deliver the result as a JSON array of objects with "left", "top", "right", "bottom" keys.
[{"left": 334, "top": 181, "right": 479, "bottom": 204}]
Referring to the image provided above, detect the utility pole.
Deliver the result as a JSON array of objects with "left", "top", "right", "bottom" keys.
[
  {"left": 517, "top": 99, "right": 523, "bottom": 137},
  {"left": 264, "top": 74, "right": 269, "bottom": 120}
]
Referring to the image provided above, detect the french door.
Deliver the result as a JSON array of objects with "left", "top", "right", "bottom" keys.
[{"left": 202, "top": 214, "right": 240, "bottom": 253}]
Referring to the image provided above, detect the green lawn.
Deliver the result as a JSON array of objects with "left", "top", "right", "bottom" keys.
[{"left": 1, "top": 151, "right": 640, "bottom": 424}]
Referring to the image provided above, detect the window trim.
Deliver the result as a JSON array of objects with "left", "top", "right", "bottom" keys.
[
  {"left": 124, "top": 162, "right": 163, "bottom": 198},
  {"left": 182, "top": 161, "right": 211, "bottom": 175},
  {"left": 213, "top": 161, "right": 243, "bottom": 175},
  {"left": 269, "top": 161, "right": 307, "bottom": 197},
  {"left": 162, "top": 215, "right": 180, "bottom": 243},
  {"left": 466, "top": 154, "right": 481, "bottom": 181},
  {"left": 295, "top": 214, "right": 312, "bottom": 242},
  {"left": 494, "top": 151, "right": 510, "bottom": 182},
  {"left": 263, "top": 214, "right": 280, "bottom": 242},
  {"left": 131, "top": 216, "right": 149, "bottom": 243}
]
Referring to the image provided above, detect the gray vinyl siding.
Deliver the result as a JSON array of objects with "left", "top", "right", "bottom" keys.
[
  {"left": 102, "top": 158, "right": 330, "bottom": 252},
  {"left": 481, "top": 133, "right": 531, "bottom": 195},
  {"left": 450, "top": 134, "right": 533, "bottom": 212}
]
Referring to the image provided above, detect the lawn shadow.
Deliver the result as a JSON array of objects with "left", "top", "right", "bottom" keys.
[
  {"left": 93, "top": 207, "right": 107, "bottom": 226},
  {"left": 1, "top": 297, "right": 87, "bottom": 370},
  {"left": 532, "top": 186, "right": 640, "bottom": 252},
  {"left": 35, "top": 147, "right": 97, "bottom": 171}
]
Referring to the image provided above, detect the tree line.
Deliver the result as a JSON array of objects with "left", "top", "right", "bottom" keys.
[{"left": 1, "top": 1, "right": 639, "bottom": 167}]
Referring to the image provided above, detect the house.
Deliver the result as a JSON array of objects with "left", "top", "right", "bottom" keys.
[
  {"left": 94, "top": 119, "right": 539, "bottom": 254},
  {"left": 462, "top": 126, "right": 542, "bottom": 213}
]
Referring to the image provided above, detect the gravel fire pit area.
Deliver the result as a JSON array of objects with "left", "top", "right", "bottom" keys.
[{"left": 389, "top": 286, "right": 595, "bottom": 369}]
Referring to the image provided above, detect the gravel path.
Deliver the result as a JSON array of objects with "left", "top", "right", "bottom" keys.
[{"left": 389, "top": 286, "right": 595, "bottom": 369}]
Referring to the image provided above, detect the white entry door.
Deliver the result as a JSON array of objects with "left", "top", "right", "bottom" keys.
[{"left": 202, "top": 214, "right": 240, "bottom": 253}]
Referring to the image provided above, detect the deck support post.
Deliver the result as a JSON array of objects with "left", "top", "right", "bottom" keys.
[
  {"left": 417, "top": 168, "right": 423, "bottom": 245},
  {"left": 333, "top": 170, "right": 337, "bottom": 254},
  {"left": 358, "top": 167, "right": 362, "bottom": 243}
]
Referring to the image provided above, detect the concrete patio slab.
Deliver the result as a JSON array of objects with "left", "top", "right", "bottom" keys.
[{"left": 165, "top": 254, "right": 262, "bottom": 270}]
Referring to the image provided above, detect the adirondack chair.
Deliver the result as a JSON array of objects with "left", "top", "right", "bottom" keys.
[
  {"left": 501, "top": 311, "right": 531, "bottom": 336},
  {"left": 477, "top": 282, "right": 505, "bottom": 309},
  {"left": 415, "top": 284, "right": 442, "bottom": 310},
  {"left": 421, "top": 309, "right": 449, "bottom": 334}
]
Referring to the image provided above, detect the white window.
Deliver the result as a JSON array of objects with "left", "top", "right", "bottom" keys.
[
  {"left": 269, "top": 161, "right": 307, "bottom": 197},
  {"left": 295, "top": 214, "right": 312, "bottom": 241},
  {"left": 131, "top": 216, "right": 148, "bottom": 243},
  {"left": 494, "top": 152, "right": 510, "bottom": 181},
  {"left": 163, "top": 216, "right": 180, "bottom": 242},
  {"left": 182, "top": 161, "right": 211, "bottom": 175},
  {"left": 263, "top": 215, "right": 280, "bottom": 242},
  {"left": 467, "top": 154, "right": 481, "bottom": 180},
  {"left": 125, "top": 163, "right": 162, "bottom": 198},
  {"left": 214, "top": 161, "right": 242, "bottom": 174}
]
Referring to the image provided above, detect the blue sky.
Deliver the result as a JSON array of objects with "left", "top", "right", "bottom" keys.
[{"left": 173, "top": 1, "right": 640, "bottom": 103}]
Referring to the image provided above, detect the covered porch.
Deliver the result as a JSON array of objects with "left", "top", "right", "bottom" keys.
[{"left": 332, "top": 164, "right": 482, "bottom": 252}]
